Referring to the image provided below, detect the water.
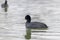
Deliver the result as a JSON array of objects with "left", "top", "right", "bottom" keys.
[{"left": 0, "top": 0, "right": 60, "bottom": 40}]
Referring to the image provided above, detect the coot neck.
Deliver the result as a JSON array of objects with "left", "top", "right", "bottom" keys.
[{"left": 27, "top": 19, "right": 31, "bottom": 23}]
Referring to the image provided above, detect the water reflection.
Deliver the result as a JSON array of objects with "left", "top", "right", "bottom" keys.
[
  {"left": 25, "top": 28, "right": 31, "bottom": 39},
  {"left": 25, "top": 28, "right": 48, "bottom": 40},
  {"left": 4, "top": 7, "right": 8, "bottom": 12}
]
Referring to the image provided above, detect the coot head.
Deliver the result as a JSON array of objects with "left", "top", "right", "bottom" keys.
[
  {"left": 25, "top": 15, "right": 31, "bottom": 23},
  {"left": 5, "top": 0, "right": 7, "bottom": 5}
]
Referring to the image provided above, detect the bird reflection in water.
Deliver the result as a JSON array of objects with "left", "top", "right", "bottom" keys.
[
  {"left": 25, "top": 28, "right": 31, "bottom": 39},
  {"left": 25, "top": 28, "right": 48, "bottom": 40}
]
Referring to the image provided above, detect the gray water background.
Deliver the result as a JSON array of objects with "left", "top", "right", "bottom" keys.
[{"left": 0, "top": 0, "right": 60, "bottom": 40}]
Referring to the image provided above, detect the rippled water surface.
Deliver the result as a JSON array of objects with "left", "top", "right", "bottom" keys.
[{"left": 0, "top": 0, "right": 60, "bottom": 40}]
